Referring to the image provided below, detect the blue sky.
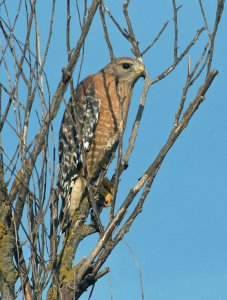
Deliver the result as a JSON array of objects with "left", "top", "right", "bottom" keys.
[{"left": 1, "top": 1, "right": 227, "bottom": 299}]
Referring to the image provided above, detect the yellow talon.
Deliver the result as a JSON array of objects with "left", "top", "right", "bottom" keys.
[{"left": 104, "top": 193, "right": 113, "bottom": 207}]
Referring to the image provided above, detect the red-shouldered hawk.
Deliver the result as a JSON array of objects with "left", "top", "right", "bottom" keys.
[{"left": 57, "top": 57, "right": 145, "bottom": 229}]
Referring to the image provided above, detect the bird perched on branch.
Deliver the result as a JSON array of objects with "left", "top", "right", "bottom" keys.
[{"left": 57, "top": 57, "right": 145, "bottom": 230}]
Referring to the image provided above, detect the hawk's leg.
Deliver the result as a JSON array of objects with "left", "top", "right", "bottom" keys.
[{"left": 90, "top": 177, "right": 113, "bottom": 231}]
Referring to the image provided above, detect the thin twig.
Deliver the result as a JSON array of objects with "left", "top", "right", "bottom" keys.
[
  {"left": 123, "top": 1, "right": 141, "bottom": 57},
  {"left": 206, "top": 0, "right": 224, "bottom": 75},
  {"left": 0, "top": 3, "right": 35, "bottom": 132},
  {"left": 103, "top": 2, "right": 128, "bottom": 38},
  {"left": 172, "top": 0, "right": 180, "bottom": 60},
  {"left": 141, "top": 21, "right": 169, "bottom": 56},
  {"left": 150, "top": 27, "right": 205, "bottom": 85},
  {"left": 123, "top": 239, "right": 144, "bottom": 300},
  {"left": 199, "top": 0, "right": 211, "bottom": 36}
]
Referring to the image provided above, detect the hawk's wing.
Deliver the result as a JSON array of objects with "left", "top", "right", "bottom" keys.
[{"left": 57, "top": 93, "right": 100, "bottom": 217}]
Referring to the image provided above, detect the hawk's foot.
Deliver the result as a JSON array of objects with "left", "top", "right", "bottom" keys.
[{"left": 98, "top": 177, "right": 113, "bottom": 207}]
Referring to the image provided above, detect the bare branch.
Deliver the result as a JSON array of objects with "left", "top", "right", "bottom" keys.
[
  {"left": 151, "top": 27, "right": 205, "bottom": 85},
  {"left": 199, "top": 0, "right": 211, "bottom": 36},
  {"left": 0, "top": 3, "right": 35, "bottom": 132},
  {"left": 141, "top": 21, "right": 169, "bottom": 56},
  {"left": 206, "top": 0, "right": 224, "bottom": 75},
  {"left": 123, "top": 1, "right": 141, "bottom": 57},
  {"left": 172, "top": 0, "right": 180, "bottom": 60}
]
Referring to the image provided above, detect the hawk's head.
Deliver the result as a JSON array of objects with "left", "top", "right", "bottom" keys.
[{"left": 102, "top": 57, "right": 146, "bottom": 87}]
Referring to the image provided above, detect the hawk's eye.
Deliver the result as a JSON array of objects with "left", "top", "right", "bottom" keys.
[{"left": 122, "top": 63, "right": 131, "bottom": 69}]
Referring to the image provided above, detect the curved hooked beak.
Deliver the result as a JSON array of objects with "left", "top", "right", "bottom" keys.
[{"left": 135, "top": 64, "right": 146, "bottom": 79}]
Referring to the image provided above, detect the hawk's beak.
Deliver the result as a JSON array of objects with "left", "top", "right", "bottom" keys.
[
  {"left": 141, "top": 66, "right": 146, "bottom": 78},
  {"left": 135, "top": 64, "right": 146, "bottom": 78}
]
